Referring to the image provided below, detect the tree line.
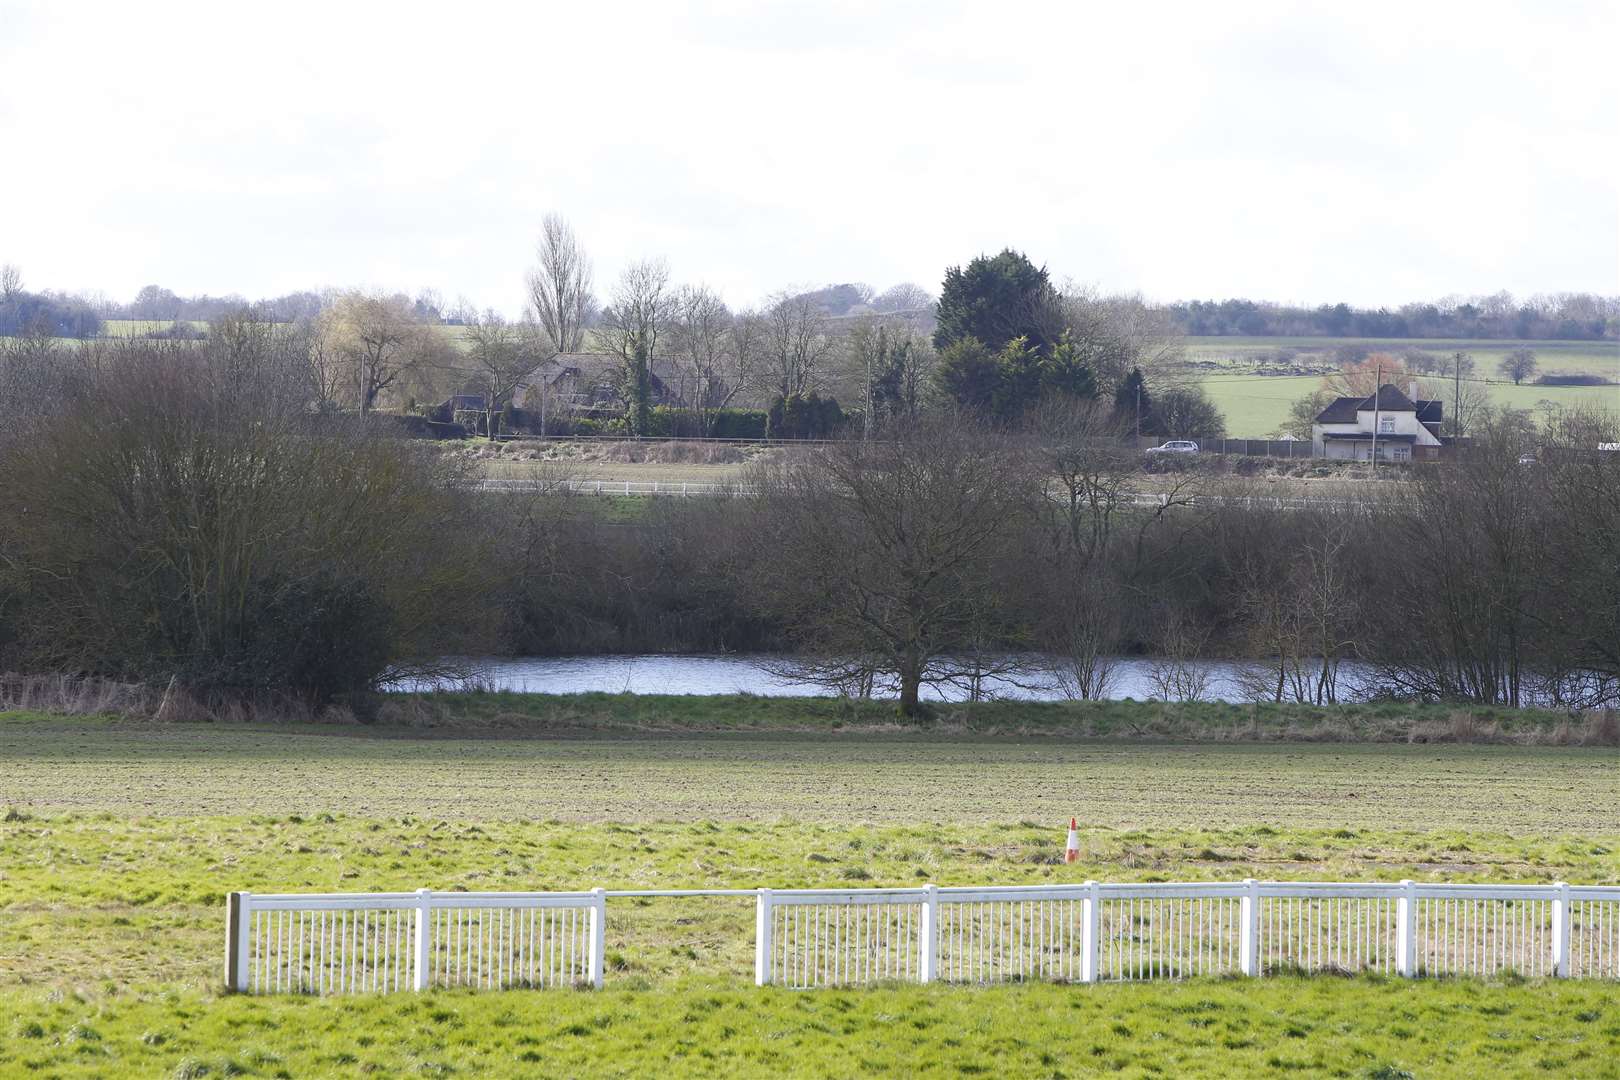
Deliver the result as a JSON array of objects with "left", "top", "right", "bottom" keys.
[
  {"left": 2, "top": 326, "right": 1614, "bottom": 715},
  {"left": 1171, "top": 292, "right": 1618, "bottom": 341}
]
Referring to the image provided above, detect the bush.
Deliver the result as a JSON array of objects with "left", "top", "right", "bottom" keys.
[
  {"left": 767, "top": 393, "right": 847, "bottom": 438},
  {"left": 0, "top": 339, "right": 486, "bottom": 704}
]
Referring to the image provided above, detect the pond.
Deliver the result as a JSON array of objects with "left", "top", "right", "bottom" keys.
[{"left": 402, "top": 654, "right": 1352, "bottom": 703}]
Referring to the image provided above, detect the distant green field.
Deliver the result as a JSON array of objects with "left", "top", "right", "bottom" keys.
[
  {"left": 1186, "top": 336, "right": 1619, "bottom": 435},
  {"left": 1186, "top": 336, "right": 1620, "bottom": 378},
  {"left": 1202, "top": 371, "right": 1620, "bottom": 437}
]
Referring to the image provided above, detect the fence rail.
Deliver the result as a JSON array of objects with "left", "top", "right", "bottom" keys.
[
  {"left": 226, "top": 880, "right": 1620, "bottom": 995},
  {"left": 470, "top": 477, "right": 1384, "bottom": 512}
]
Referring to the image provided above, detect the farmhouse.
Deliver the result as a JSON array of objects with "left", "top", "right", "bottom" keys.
[
  {"left": 520, "top": 352, "right": 689, "bottom": 416},
  {"left": 1311, "top": 383, "right": 1443, "bottom": 461}
]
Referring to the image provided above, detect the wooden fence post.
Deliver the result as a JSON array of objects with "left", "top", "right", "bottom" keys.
[
  {"left": 1552, "top": 882, "right": 1571, "bottom": 977},
  {"left": 225, "top": 891, "right": 251, "bottom": 993},
  {"left": 588, "top": 888, "right": 606, "bottom": 989},
  {"left": 754, "top": 888, "right": 774, "bottom": 986},
  {"left": 1080, "top": 881, "right": 1101, "bottom": 983},
  {"left": 919, "top": 884, "right": 939, "bottom": 983},
  {"left": 1240, "top": 879, "right": 1261, "bottom": 976},
  {"left": 1396, "top": 880, "right": 1417, "bottom": 977},
  {"left": 413, "top": 888, "right": 432, "bottom": 991}
]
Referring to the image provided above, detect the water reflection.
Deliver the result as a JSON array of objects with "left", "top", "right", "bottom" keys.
[{"left": 399, "top": 654, "right": 1301, "bottom": 703}]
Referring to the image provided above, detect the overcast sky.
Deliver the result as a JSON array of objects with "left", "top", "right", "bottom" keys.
[{"left": 2, "top": 0, "right": 1615, "bottom": 314}]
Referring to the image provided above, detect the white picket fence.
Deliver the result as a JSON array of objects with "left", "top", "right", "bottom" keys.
[{"left": 226, "top": 880, "right": 1620, "bottom": 995}]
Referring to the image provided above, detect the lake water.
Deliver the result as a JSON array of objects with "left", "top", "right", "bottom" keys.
[{"left": 407, "top": 654, "right": 1307, "bottom": 703}]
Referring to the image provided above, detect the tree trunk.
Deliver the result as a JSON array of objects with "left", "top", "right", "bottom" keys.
[{"left": 898, "top": 672, "right": 921, "bottom": 717}]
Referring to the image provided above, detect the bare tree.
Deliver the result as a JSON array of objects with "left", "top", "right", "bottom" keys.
[
  {"left": 667, "top": 284, "right": 736, "bottom": 434},
  {"left": 1020, "top": 399, "right": 1139, "bottom": 698},
  {"left": 728, "top": 307, "right": 767, "bottom": 408},
  {"left": 1499, "top": 348, "right": 1538, "bottom": 385},
  {"left": 1364, "top": 411, "right": 1542, "bottom": 705},
  {"left": 1057, "top": 287, "right": 1183, "bottom": 396},
  {"left": 0, "top": 263, "right": 21, "bottom": 302},
  {"left": 293, "top": 314, "right": 348, "bottom": 412},
  {"left": 751, "top": 413, "right": 1031, "bottom": 716},
  {"left": 601, "top": 259, "right": 671, "bottom": 435},
  {"left": 761, "top": 289, "right": 835, "bottom": 401},
  {"left": 325, "top": 291, "right": 443, "bottom": 415},
  {"left": 462, "top": 310, "right": 548, "bottom": 440},
  {"left": 871, "top": 282, "right": 935, "bottom": 314},
  {"left": 525, "top": 214, "right": 595, "bottom": 354}
]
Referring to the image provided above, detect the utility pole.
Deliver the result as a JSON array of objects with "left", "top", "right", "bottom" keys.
[
  {"left": 1135, "top": 381, "right": 1142, "bottom": 442},
  {"left": 1371, "top": 361, "right": 1381, "bottom": 470},
  {"left": 1452, "top": 351, "right": 1464, "bottom": 440}
]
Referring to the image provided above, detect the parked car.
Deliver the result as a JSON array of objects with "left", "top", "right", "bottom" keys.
[{"left": 1146, "top": 440, "right": 1200, "bottom": 455}]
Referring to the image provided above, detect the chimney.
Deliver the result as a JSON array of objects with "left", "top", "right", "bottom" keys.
[{"left": 1409, "top": 380, "right": 1418, "bottom": 400}]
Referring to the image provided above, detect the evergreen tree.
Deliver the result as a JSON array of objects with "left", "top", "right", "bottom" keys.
[
  {"left": 933, "top": 249, "right": 1057, "bottom": 353},
  {"left": 1114, "top": 368, "right": 1154, "bottom": 437},
  {"left": 933, "top": 337, "right": 999, "bottom": 413},
  {"left": 1042, "top": 331, "right": 1098, "bottom": 401}
]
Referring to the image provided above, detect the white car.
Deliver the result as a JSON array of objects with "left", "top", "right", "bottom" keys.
[{"left": 1145, "top": 440, "right": 1200, "bottom": 455}]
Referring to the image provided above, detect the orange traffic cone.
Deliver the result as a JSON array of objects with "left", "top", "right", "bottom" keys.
[{"left": 1065, "top": 817, "right": 1080, "bottom": 864}]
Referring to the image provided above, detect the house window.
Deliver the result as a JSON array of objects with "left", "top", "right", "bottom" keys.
[
  {"left": 1393, "top": 447, "right": 1410, "bottom": 462},
  {"left": 1379, "top": 416, "right": 1395, "bottom": 433}
]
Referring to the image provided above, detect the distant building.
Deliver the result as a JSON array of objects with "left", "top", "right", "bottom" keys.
[
  {"left": 519, "top": 353, "right": 689, "bottom": 416},
  {"left": 1312, "top": 383, "right": 1443, "bottom": 461}
]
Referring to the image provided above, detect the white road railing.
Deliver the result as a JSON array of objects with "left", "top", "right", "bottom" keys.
[{"left": 227, "top": 880, "right": 1620, "bottom": 995}]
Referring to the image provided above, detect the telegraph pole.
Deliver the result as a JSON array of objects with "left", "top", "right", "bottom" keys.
[
  {"left": 1371, "top": 361, "right": 1381, "bottom": 470},
  {"left": 1452, "top": 351, "right": 1464, "bottom": 440}
]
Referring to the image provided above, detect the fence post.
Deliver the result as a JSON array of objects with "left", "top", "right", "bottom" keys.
[
  {"left": 920, "top": 884, "right": 939, "bottom": 983},
  {"left": 413, "top": 888, "right": 432, "bottom": 991},
  {"left": 1396, "top": 880, "right": 1417, "bottom": 977},
  {"left": 225, "top": 891, "right": 251, "bottom": 993},
  {"left": 589, "top": 888, "right": 606, "bottom": 989},
  {"left": 1240, "top": 879, "right": 1260, "bottom": 976},
  {"left": 1080, "top": 881, "right": 1100, "bottom": 983},
  {"left": 755, "top": 888, "right": 774, "bottom": 986},
  {"left": 1552, "top": 882, "right": 1571, "bottom": 977}
]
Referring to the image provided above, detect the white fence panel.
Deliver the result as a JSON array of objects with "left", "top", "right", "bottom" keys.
[
  {"left": 756, "top": 887, "right": 925, "bottom": 988},
  {"left": 228, "top": 889, "right": 605, "bottom": 995}
]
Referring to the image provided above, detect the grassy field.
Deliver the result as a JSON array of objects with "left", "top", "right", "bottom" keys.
[
  {"left": 4, "top": 977, "right": 1616, "bottom": 1078},
  {"left": 3, "top": 702, "right": 1617, "bottom": 1075},
  {"left": 1200, "top": 370, "right": 1619, "bottom": 436},
  {"left": 1185, "top": 336, "right": 1620, "bottom": 378}
]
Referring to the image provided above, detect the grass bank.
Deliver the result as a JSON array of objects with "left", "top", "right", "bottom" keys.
[
  {"left": 362, "top": 691, "right": 1616, "bottom": 744},
  {"left": 5, "top": 976, "right": 1617, "bottom": 1078}
]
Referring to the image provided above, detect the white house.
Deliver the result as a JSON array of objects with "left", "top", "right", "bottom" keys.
[{"left": 1311, "top": 383, "right": 1444, "bottom": 461}]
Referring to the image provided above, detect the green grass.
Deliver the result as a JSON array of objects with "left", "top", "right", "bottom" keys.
[
  {"left": 3, "top": 704, "right": 1616, "bottom": 1075},
  {"left": 1200, "top": 370, "right": 1619, "bottom": 436},
  {"left": 4, "top": 977, "right": 1616, "bottom": 1077},
  {"left": 1186, "top": 336, "right": 1620, "bottom": 378}
]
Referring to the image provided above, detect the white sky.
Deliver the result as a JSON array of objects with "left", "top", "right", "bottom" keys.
[{"left": 2, "top": 0, "right": 1616, "bottom": 314}]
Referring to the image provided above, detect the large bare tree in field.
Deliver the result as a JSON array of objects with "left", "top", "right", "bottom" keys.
[
  {"left": 525, "top": 214, "right": 594, "bottom": 354},
  {"left": 462, "top": 310, "right": 548, "bottom": 440},
  {"left": 601, "top": 258, "right": 671, "bottom": 435},
  {"left": 752, "top": 414, "right": 1030, "bottom": 716}
]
